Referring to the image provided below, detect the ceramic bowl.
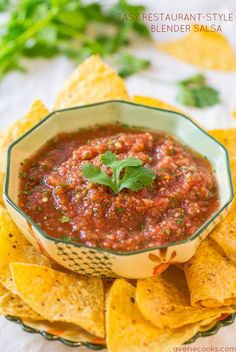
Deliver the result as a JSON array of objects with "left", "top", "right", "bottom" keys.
[{"left": 4, "top": 101, "right": 234, "bottom": 279}]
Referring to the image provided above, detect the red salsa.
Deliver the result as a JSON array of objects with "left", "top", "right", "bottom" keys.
[{"left": 19, "top": 124, "right": 219, "bottom": 252}]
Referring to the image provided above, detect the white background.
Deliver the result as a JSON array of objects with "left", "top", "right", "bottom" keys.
[{"left": 0, "top": 0, "right": 236, "bottom": 351}]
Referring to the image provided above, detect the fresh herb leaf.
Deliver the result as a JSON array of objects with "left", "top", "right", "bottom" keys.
[
  {"left": 60, "top": 215, "right": 71, "bottom": 223},
  {"left": 62, "top": 235, "right": 73, "bottom": 241},
  {"left": 0, "top": 0, "right": 13, "bottom": 11},
  {"left": 116, "top": 207, "right": 125, "bottom": 213},
  {"left": 111, "top": 53, "right": 151, "bottom": 78},
  {"left": 176, "top": 73, "right": 220, "bottom": 108},
  {"left": 36, "top": 206, "right": 42, "bottom": 213},
  {"left": 192, "top": 86, "right": 220, "bottom": 108},
  {"left": 100, "top": 151, "right": 117, "bottom": 165},
  {"left": 176, "top": 85, "right": 196, "bottom": 107},
  {"left": 82, "top": 163, "right": 114, "bottom": 191},
  {"left": 178, "top": 73, "right": 205, "bottom": 87},
  {"left": 82, "top": 152, "right": 155, "bottom": 194},
  {"left": 119, "top": 165, "right": 155, "bottom": 192},
  {"left": 0, "top": 0, "right": 150, "bottom": 78}
]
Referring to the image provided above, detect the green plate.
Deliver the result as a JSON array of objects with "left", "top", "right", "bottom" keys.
[{"left": 5, "top": 313, "right": 236, "bottom": 349}]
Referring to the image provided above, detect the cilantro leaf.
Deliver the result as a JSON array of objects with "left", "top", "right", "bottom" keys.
[
  {"left": 176, "top": 85, "right": 196, "bottom": 107},
  {"left": 192, "top": 86, "right": 220, "bottom": 108},
  {"left": 119, "top": 165, "right": 155, "bottom": 192},
  {"left": 111, "top": 53, "right": 151, "bottom": 78},
  {"left": 60, "top": 216, "right": 71, "bottom": 223},
  {"left": 82, "top": 163, "right": 115, "bottom": 192},
  {"left": 82, "top": 152, "right": 155, "bottom": 194},
  {"left": 0, "top": 0, "right": 151, "bottom": 78},
  {"left": 176, "top": 73, "right": 220, "bottom": 108},
  {"left": 100, "top": 151, "right": 117, "bottom": 166},
  {"left": 178, "top": 73, "right": 205, "bottom": 87}
]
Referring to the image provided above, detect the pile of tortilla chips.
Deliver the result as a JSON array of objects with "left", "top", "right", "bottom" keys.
[{"left": 1, "top": 55, "right": 236, "bottom": 351}]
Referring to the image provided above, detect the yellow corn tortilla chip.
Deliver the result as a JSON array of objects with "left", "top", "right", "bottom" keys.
[
  {"left": 0, "top": 170, "right": 4, "bottom": 207},
  {"left": 209, "top": 129, "right": 236, "bottom": 264},
  {"left": 10, "top": 263, "right": 105, "bottom": 338},
  {"left": 0, "top": 282, "right": 43, "bottom": 321},
  {"left": 133, "top": 95, "right": 184, "bottom": 114},
  {"left": 210, "top": 200, "right": 236, "bottom": 264},
  {"left": 53, "top": 55, "right": 130, "bottom": 109},
  {"left": 136, "top": 266, "right": 235, "bottom": 329},
  {"left": 106, "top": 278, "right": 206, "bottom": 352},
  {"left": 0, "top": 100, "right": 48, "bottom": 151},
  {"left": 185, "top": 238, "right": 236, "bottom": 307},
  {"left": 210, "top": 128, "right": 236, "bottom": 177},
  {"left": 0, "top": 205, "right": 51, "bottom": 293},
  {"left": 198, "top": 315, "right": 230, "bottom": 332},
  {"left": 0, "top": 100, "right": 48, "bottom": 205},
  {"left": 158, "top": 28, "right": 236, "bottom": 71},
  {"left": 22, "top": 320, "right": 104, "bottom": 344}
]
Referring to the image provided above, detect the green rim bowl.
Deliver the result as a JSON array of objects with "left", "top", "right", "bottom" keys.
[{"left": 3, "top": 100, "right": 234, "bottom": 279}]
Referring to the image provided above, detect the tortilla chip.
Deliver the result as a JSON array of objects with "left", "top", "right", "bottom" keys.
[
  {"left": 0, "top": 205, "right": 51, "bottom": 293},
  {"left": 210, "top": 200, "right": 236, "bottom": 264},
  {"left": 158, "top": 28, "right": 236, "bottom": 71},
  {"left": 185, "top": 238, "right": 236, "bottom": 307},
  {"left": 0, "top": 168, "right": 4, "bottom": 206},
  {"left": 209, "top": 129, "right": 236, "bottom": 264},
  {"left": 10, "top": 263, "right": 105, "bottom": 338},
  {"left": 133, "top": 96, "right": 184, "bottom": 114},
  {"left": 53, "top": 55, "right": 130, "bottom": 109},
  {"left": 0, "top": 282, "right": 43, "bottom": 320},
  {"left": 106, "top": 278, "right": 205, "bottom": 352},
  {"left": 210, "top": 128, "right": 236, "bottom": 177},
  {"left": 0, "top": 100, "right": 48, "bottom": 152},
  {"left": 136, "top": 266, "right": 235, "bottom": 329},
  {"left": 22, "top": 320, "right": 104, "bottom": 344},
  {"left": 0, "top": 100, "right": 48, "bottom": 205}
]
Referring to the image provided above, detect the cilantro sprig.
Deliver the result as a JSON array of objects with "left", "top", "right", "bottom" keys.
[
  {"left": 0, "top": 0, "right": 151, "bottom": 78},
  {"left": 176, "top": 73, "right": 220, "bottom": 108},
  {"left": 82, "top": 151, "right": 155, "bottom": 194}
]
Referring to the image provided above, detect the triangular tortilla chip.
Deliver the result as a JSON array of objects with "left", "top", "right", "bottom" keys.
[
  {"left": 106, "top": 278, "right": 206, "bottom": 352},
  {"left": 136, "top": 266, "right": 235, "bottom": 329},
  {"left": 158, "top": 28, "right": 236, "bottom": 71},
  {"left": 209, "top": 129, "right": 236, "bottom": 264},
  {"left": 21, "top": 320, "right": 104, "bottom": 344},
  {"left": 0, "top": 282, "right": 43, "bottom": 321},
  {"left": 210, "top": 200, "right": 236, "bottom": 264},
  {"left": 0, "top": 100, "right": 48, "bottom": 205},
  {"left": 53, "top": 55, "right": 130, "bottom": 109},
  {"left": 209, "top": 128, "right": 236, "bottom": 174},
  {"left": 0, "top": 100, "right": 48, "bottom": 152},
  {"left": 10, "top": 263, "right": 105, "bottom": 338},
  {"left": 185, "top": 238, "right": 236, "bottom": 307},
  {"left": 0, "top": 205, "right": 51, "bottom": 293},
  {"left": 133, "top": 95, "right": 184, "bottom": 114}
]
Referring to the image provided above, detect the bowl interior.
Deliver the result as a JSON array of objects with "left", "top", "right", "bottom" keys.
[{"left": 5, "top": 101, "right": 232, "bottom": 226}]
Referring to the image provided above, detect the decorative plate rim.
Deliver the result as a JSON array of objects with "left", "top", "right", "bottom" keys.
[{"left": 5, "top": 313, "right": 236, "bottom": 349}]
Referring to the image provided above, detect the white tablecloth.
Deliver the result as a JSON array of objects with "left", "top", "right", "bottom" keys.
[{"left": 0, "top": 0, "right": 236, "bottom": 351}]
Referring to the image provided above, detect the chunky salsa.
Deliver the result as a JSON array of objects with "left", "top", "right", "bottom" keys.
[{"left": 19, "top": 124, "right": 219, "bottom": 252}]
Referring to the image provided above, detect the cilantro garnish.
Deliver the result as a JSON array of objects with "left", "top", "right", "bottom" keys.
[
  {"left": 0, "top": 0, "right": 150, "bottom": 78},
  {"left": 176, "top": 73, "right": 220, "bottom": 108},
  {"left": 62, "top": 235, "right": 73, "bottom": 241},
  {"left": 82, "top": 151, "right": 155, "bottom": 195},
  {"left": 60, "top": 216, "right": 71, "bottom": 223}
]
